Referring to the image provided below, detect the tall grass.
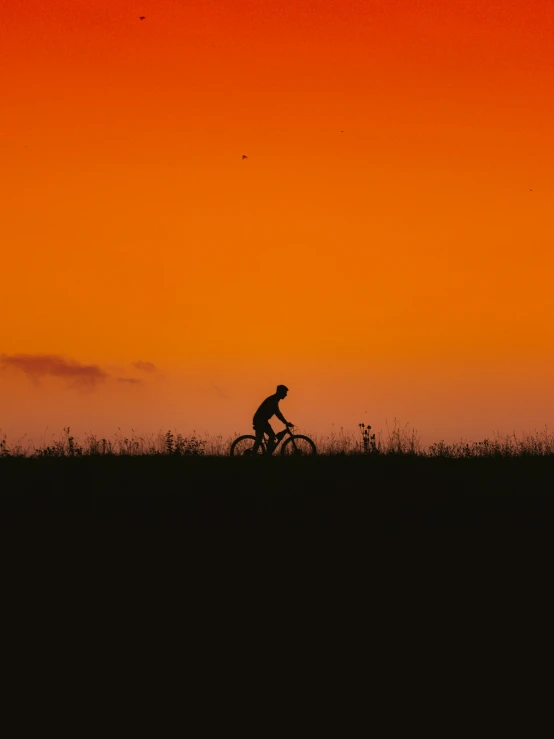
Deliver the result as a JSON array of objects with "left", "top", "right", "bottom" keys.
[
  {"left": 1, "top": 422, "right": 553, "bottom": 458},
  {"left": 0, "top": 426, "right": 209, "bottom": 458}
]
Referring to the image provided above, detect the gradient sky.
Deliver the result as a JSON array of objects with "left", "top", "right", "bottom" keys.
[{"left": 1, "top": 0, "right": 553, "bottom": 447}]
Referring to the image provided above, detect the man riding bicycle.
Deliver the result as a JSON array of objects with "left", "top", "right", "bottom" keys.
[{"left": 252, "top": 384, "right": 293, "bottom": 455}]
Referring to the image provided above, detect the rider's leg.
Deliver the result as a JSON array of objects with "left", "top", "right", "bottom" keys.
[
  {"left": 265, "top": 423, "right": 278, "bottom": 455},
  {"left": 251, "top": 425, "right": 266, "bottom": 455}
]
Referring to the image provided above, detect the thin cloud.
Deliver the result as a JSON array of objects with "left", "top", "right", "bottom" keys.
[
  {"left": 117, "top": 377, "right": 143, "bottom": 385},
  {"left": 211, "top": 383, "right": 229, "bottom": 399},
  {"left": 0, "top": 353, "right": 109, "bottom": 388},
  {"left": 133, "top": 361, "right": 156, "bottom": 373}
]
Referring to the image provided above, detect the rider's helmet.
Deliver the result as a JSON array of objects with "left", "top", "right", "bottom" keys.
[{"left": 277, "top": 384, "right": 289, "bottom": 395}]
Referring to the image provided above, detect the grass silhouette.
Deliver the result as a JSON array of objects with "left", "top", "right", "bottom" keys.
[
  {"left": 1, "top": 422, "right": 553, "bottom": 458},
  {"left": 2, "top": 421, "right": 553, "bottom": 528},
  {"left": 1, "top": 421, "right": 553, "bottom": 532}
]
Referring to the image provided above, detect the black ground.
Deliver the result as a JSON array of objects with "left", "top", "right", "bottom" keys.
[
  {"left": 2, "top": 455, "right": 552, "bottom": 661},
  {"left": 2, "top": 454, "right": 554, "bottom": 529}
]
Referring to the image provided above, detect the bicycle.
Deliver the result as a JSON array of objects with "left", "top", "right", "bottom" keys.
[{"left": 230, "top": 425, "right": 317, "bottom": 457}]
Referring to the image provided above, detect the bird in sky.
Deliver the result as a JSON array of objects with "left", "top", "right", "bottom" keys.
[
  {"left": 139, "top": 16, "right": 146, "bottom": 20},
  {"left": 242, "top": 154, "right": 248, "bottom": 159}
]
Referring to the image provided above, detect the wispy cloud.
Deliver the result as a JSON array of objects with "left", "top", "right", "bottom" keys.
[
  {"left": 133, "top": 361, "right": 156, "bottom": 373},
  {"left": 211, "top": 383, "right": 229, "bottom": 399},
  {"left": 117, "top": 377, "right": 142, "bottom": 385},
  {"left": 0, "top": 353, "right": 109, "bottom": 389}
]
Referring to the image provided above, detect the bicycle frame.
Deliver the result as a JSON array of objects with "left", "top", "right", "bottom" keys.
[{"left": 265, "top": 426, "right": 296, "bottom": 454}]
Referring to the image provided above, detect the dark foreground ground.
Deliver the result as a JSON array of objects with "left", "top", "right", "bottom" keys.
[
  {"left": 2, "top": 454, "right": 554, "bottom": 534},
  {"left": 2, "top": 455, "right": 553, "bottom": 654}
]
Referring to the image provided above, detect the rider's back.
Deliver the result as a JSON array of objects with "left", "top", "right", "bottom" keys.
[{"left": 253, "top": 394, "right": 279, "bottom": 423}]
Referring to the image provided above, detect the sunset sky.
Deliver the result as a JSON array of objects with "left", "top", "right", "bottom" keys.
[{"left": 1, "top": 0, "right": 553, "bottom": 448}]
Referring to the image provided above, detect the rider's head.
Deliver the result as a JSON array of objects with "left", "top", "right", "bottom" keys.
[{"left": 276, "top": 384, "right": 289, "bottom": 399}]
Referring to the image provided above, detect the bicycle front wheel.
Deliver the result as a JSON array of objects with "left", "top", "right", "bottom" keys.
[
  {"left": 280, "top": 435, "right": 317, "bottom": 456},
  {"left": 230, "top": 435, "right": 266, "bottom": 457}
]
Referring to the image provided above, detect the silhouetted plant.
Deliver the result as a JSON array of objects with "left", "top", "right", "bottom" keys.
[
  {"left": 164, "top": 430, "right": 175, "bottom": 454},
  {"left": 64, "top": 426, "right": 83, "bottom": 456},
  {"left": 172, "top": 432, "right": 206, "bottom": 456},
  {"left": 381, "top": 419, "right": 420, "bottom": 455},
  {"left": 82, "top": 433, "right": 114, "bottom": 455},
  {"left": 145, "top": 429, "right": 208, "bottom": 455},
  {"left": 359, "top": 423, "right": 378, "bottom": 454},
  {"left": 428, "top": 440, "right": 455, "bottom": 458}
]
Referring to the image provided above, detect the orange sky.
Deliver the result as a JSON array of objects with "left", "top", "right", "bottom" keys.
[{"left": 1, "top": 0, "right": 553, "bottom": 447}]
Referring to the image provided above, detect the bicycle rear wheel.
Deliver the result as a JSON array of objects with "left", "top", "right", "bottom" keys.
[
  {"left": 280, "top": 435, "right": 317, "bottom": 456},
  {"left": 230, "top": 435, "right": 266, "bottom": 456}
]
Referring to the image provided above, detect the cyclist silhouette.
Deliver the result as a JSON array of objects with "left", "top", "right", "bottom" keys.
[
  {"left": 230, "top": 386, "right": 316, "bottom": 456},
  {"left": 252, "top": 384, "right": 293, "bottom": 455}
]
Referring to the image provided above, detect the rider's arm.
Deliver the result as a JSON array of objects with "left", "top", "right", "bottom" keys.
[{"left": 275, "top": 406, "right": 290, "bottom": 425}]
